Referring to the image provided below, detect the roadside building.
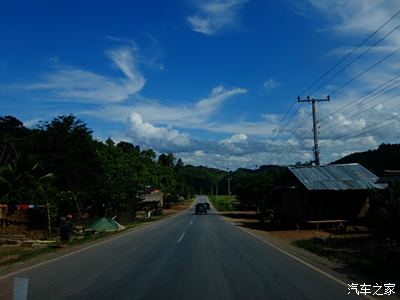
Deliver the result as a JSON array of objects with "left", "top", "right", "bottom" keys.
[
  {"left": 137, "top": 190, "right": 164, "bottom": 219},
  {"left": 273, "top": 163, "right": 387, "bottom": 224}
]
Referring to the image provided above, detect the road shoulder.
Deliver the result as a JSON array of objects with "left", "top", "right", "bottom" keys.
[
  {"left": 0, "top": 200, "right": 194, "bottom": 278},
  {"left": 218, "top": 211, "right": 377, "bottom": 288}
]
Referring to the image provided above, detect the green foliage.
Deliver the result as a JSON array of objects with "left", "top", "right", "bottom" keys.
[
  {"left": 177, "top": 164, "right": 285, "bottom": 212},
  {"left": 367, "top": 187, "right": 400, "bottom": 240},
  {"left": 0, "top": 149, "right": 55, "bottom": 205},
  {"left": 294, "top": 237, "right": 400, "bottom": 281},
  {"left": 0, "top": 115, "right": 194, "bottom": 220},
  {"left": 179, "top": 165, "right": 227, "bottom": 195},
  {"left": 209, "top": 195, "right": 235, "bottom": 211},
  {"left": 95, "top": 141, "right": 141, "bottom": 216},
  {"left": 231, "top": 166, "right": 286, "bottom": 211}
]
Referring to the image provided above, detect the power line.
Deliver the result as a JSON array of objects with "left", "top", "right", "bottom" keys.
[
  {"left": 321, "top": 84, "right": 400, "bottom": 133},
  {"left": 318, "top": 78, "right": 400, "bottom": 133},
  {"left": 318, "top": 72, "right": 400, "bottom": 123},
  {"left": 330, "top": 46, "right": 400, "bottom": 96},
  {"left": 320, "top": 114, "right": 400, "bottom": 148},
  {"left": 276, "top": 129, "right": 312, "bottom": 161},
  {"left": 242, "top": 10, "right": 400, "bottom": 168},
  {"left": 269, "top": 12, "right": 400, "bottom": 154},
  {"left": 309, "top": 22, "right": 400, "bottom": 95},
  {"left": 299, "top": 9, "right": 400, "bottom": 96}
]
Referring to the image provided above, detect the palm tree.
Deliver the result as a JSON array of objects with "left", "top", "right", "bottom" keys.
[{"left": 0, "top": 147, "right": 54, "bottom": 204}]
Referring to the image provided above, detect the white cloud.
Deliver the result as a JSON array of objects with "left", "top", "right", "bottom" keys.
[
  {"left": 17, "top": 47, "right": 145, "bottom": 103},
  {"left": 121, "top": 111, "right": 297, "bottom": 169},
  {"left": 195, "top": 85, "right": 247, "bottom": 113},
  {"left": 305, "top": 0, "right": 399, "bottom": 34},
  {"left": 110, "top": 2, "right": 400, "bottom": 169},
  {"left": 85, "top": 85, "right": 247, "bottom": 129},
  {"left": 194, "top": 150, "right": 205, "bottom": 156},
  {"left": 268, "top": 1, "right": 400, "bottom": 164},
  {"left": 263, "top": 78, "right": 279, "bottom": 90},
  {"left": 187, "top": 0, "right": 248, "bottom": 35},
  {"left": 125, "top": 112, "right": 191, "bottom": 152},
  {"left": 221, "top": 133, "right": 248, "bottom": 144}
]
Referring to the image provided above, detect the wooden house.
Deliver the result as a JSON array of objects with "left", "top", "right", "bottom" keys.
[{"left": 273, "top": 163, "right": 387, "bottom": 224}]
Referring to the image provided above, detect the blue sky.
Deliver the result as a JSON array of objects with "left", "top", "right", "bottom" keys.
[{"left": 1, "top": 0, "right": 400, "bottom": 170}]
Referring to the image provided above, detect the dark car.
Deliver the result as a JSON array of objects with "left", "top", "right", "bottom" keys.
[
  {"left": 205, "top": 203, "right": 210, "bottom": 210},
  {"left": 195, "top": 203, "right": 207, "bottom": 215}
]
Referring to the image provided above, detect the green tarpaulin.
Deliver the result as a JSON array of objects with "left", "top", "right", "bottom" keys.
[{"left": 88, "top": 218, "right": 126, "bottom": 232}]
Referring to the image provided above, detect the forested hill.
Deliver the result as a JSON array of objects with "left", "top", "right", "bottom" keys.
[
  {"left": 179, "top": 164, "right": 286, "bottom": 207},
  {"left": 179, "top": 165, "right": 227, "bottom": 195},
  {"left": 332, "top": 143, "right": 400, "bottom": 176}
]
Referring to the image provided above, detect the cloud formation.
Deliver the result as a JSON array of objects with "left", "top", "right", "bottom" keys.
[
  {"left": 187, "top": 0, "right": 248, "bottom": 35},
  {"left": 263, "top": 78, "right": 279, "bottom": 90},
  {"left": 126, "top": 112, "right": 191, "bottom": 152},
  {"left": 87, "top": 85, "right": 247, "bottom": 129},
  {"left": 265, "top": 1, "right": 400, "bottom": 165},
  {"left": 305, "top": 0, "right": 399, "bottom": 34},
  {"left": 123, "top": 113, "right": 278, "bottom": 164},
  {"left": 19, "top": 47, "right": 145, "bottom": 103}
]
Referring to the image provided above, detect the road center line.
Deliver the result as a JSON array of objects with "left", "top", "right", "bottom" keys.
[{"left": 177, "top": 232, "right": 186, "bottom": 243}]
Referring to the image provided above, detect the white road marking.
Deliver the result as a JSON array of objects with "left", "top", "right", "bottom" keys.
[
  {"left": 190, "top": 220, "right": 194, "bottom": 225},
  {"left": 177, "top": 232, "right": 186, "bottom": 243},
  {"left": 13, "top": 278, "right": 29, "bottom": 300}
]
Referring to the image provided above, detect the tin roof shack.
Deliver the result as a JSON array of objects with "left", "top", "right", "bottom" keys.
[
  {"left": 137, "top": 191, "right": 164, "bottom": 219},
  {"left": 274, "top": 163, "right": 386, "bottom": 225}
]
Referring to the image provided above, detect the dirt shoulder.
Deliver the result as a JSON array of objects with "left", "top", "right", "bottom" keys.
[{"left": 219, "top": 210, "right": 379, "bottom": 286}]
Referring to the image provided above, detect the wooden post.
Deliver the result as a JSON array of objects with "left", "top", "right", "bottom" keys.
[{"left": 46, "top": 202, "right": 51, "bottom": 238}]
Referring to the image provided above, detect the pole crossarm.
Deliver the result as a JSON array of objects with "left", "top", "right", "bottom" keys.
[{"left": 297, "top": 95, "right": 330, "bottom": 103}]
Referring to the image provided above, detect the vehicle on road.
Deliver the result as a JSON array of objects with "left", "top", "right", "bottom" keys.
[
  {"left": 195, "top": 203, "right": 207, "bottom": 215},
  {"left": 205, "top": 203, "right": 210, "bottom": 210}
]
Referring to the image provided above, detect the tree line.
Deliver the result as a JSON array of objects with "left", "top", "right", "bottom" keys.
[{"left": 0, "top": 115, "right": 194, "bottom": 220}]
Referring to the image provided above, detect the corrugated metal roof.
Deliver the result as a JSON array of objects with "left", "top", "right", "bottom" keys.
[
  {"left": 288, "top": 163, "right": 387, "bottom": 191},
  {"left": 142, "top": 192, "right": 164, "bottom": 203}
]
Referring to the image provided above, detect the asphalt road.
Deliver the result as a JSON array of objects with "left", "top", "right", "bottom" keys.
[{"left": 0, "top": 196, "right": 362, "bottom": 300}]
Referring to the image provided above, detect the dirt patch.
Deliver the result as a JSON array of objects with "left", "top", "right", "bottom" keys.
[
  {"left": 267, "top": 230, "right": 331, "bottom": 241},
  {"left": 163, "top": 201, "right": 194, "bottom": 216},
  {"left": 0, "top": 226, "right": 47, "bottom": 240},
  {"left": 220, "top": 211, "right": 331, "bottom": 245}
]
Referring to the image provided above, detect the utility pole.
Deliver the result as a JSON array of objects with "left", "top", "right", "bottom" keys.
[{"left": 297, "top": 95, "right": 330, "bottom": 166}]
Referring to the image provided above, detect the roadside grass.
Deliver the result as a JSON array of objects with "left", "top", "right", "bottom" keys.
[
  {"left": 0, "top": 229, "right": 131, "bottom": 268},
  {"left": 0, "top": 244, "right": 57, "bottom": 266},
  {"left": 294, "top": 236, "right": 400, "bottom": 281},
  {"left": 209, "top": 195, "right": 236, "bottom": 211}
]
